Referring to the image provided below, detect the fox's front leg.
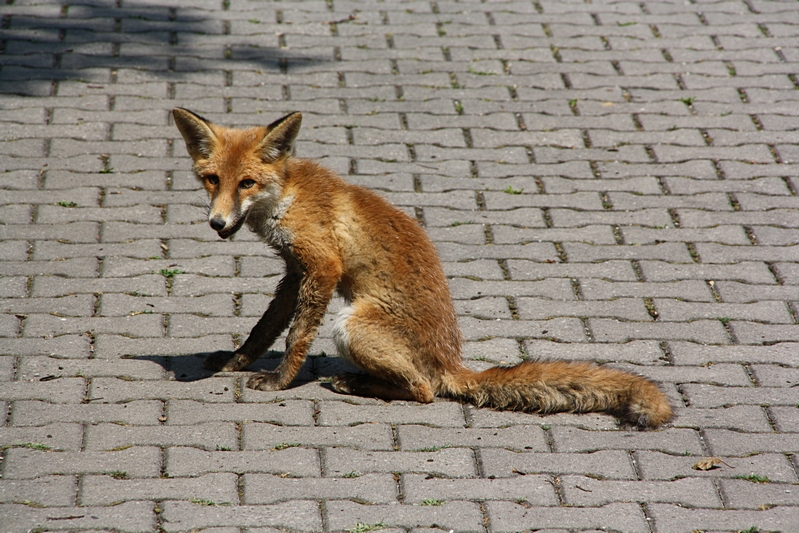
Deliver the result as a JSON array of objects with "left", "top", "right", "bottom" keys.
[
  {"left": 204, "top": 267, "right": 301, "bottom": 372},
  {"left": 247, "top": 262, "right": 340, "bottom": 391}
]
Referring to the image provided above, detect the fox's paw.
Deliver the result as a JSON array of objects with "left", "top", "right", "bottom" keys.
[
  {"left": 204, "top": 351, "right": 254, "bottom": 372},
  {"left": 330, "top": 373, "right": 359, "bottom": 395},
  {"left": 247, "top": 371, "right": 284, "bottom": 391}
]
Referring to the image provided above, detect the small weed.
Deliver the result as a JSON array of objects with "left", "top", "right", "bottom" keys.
[
  {"left": 14, "top": 442, "right": 51, "bottom": 451},
  {"left": 215, "top": 445, "right": 232, "bottom": 451},
  {"left": 680, "top": 96, "right": 696, "bottom": 105},
  {"left": 273, "top": 442, "right": 301, "bottom": 451},
  {"left": 416, "top": 445, "right": 450, "bottom": 452},
  {"left": 58, "top": 201, "right": 78, "bottom": 208},
  {"left": 343, "top": 471, "right": 361, "bottom": 478},
  {"left": 348, "top": 522, "right": 384, "bottom": 533},
  {"left": 191, "top": 499, "right": 217, "bottom": 506},
  {"left": 421, "top": 499, "right": 443, "bottom": 506},
  {"left": 617, "top": 21, "right": 637, "bottom": 26},
  {"left": 248, "top": 18, "right": 260, "bottom": 23},
  {"left": 718, "top": 317, "right": 732, "bottom": 325},
  {"left": 503, "top": 186, "right": 523, "bottom": 195},
  {"left": 159, "top": 268, "right": 182, "bottom": 278},
  {"left": 106, "top": 470, "right": 128, "bottom": 480},
  {"left": 734, "top": 474, "right": 770, "bottom": 484},
  {"left": 454, "top": 101, "right": 464, "bottom": 114},
  {"left": 468, "top": 65, "right": 496, "bottom": 76},
  {"left": 568, "top": 98, "right": 578, "bottom": 108},
  {"left": 99, "top": 167, "right": 114, "bottom": 174}
]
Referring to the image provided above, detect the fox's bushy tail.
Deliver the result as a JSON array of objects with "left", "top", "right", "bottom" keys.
[{"left": 443, "top": 360, "right": 673, "bottom": 428}]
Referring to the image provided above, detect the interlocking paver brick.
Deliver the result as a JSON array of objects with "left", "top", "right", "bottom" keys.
[
  {"left": 166, "top": 446, "right": 320, "bottom": 478},
  {"left": 81, "top": 472, "right": 239, "bottom": 506},
  {"left": 323, "top": 447, "right": 478, "bottom": 478},
  {"left": 487, "top": 501, "right": 648, "bottom": 533},
  {"left": 85, "top": 422, "right": 238, "bottom": 451},
  {"left": 560, "top": 475, "right": 722, "bottom": 507},
  {"left": 316, "top": 401, "right": 465, "bottom": 427},
  {"left": 403, "top": 473, "right": 558, "bottom": 505},
  {"left": 682, "top": 384, "right": 799, "bottom": 408},
  {"left": 10, "top": 399, "right": 162, "bottom": 426},
  {"left": 327, "top": 500, "right": 484, "bottom": 533},
  {"left": 648, "top": 503, "right": 799, "bottom": 533},
  {"left": 244, "top": 473, "right": 397, "bottom": 504},
  {"left": 0, "top": 475, "right": 77, "bottom": 506},
  {"left": 0, "top": 501, "right": 155, "bottom": 533},
  {"left": 160, "top": 500, "right": 322, "bottom": 532},
  {"left": 397, "top": 425, "right": 548, "bottom": 452}
]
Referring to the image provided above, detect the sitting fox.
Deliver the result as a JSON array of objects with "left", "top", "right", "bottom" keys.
[{"left": 173, "top": 108, "right": 673, "bottom": 428}]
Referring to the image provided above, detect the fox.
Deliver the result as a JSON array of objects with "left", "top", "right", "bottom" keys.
[{"left": 173, "top": 108, "right": 674, "bottom": 428}]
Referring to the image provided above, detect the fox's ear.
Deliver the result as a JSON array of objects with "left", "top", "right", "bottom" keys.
[
  {"left": 259, "top": 112, "right": 302, "bottom": 161},
  {"left": 173, "top": 108, "right": 217, "bottom": 161}
]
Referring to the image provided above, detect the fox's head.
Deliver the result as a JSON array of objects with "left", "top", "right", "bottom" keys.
[{"left": 173, "top": 108, "right": 302, "bottom": 239}]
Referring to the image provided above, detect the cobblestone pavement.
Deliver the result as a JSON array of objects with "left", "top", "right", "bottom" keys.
[{"left": 1, "top": 0, "right": 799, "bottom": 531}]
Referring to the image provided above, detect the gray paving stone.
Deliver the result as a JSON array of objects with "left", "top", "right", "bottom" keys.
[
  {"left": 648, "top": 503, "right": 799, "bottom": 533},
  {"left": 0, "top": 475, "right": 77, "bottom": 506},
  {"left": 0, "top": 422, "right": 83, "bottom": 451},
  {"left": 85, "top": 422, "right": 239, "bottom": 451},
  {"left": 486, "top": 501, "right": 648, "bottom": 533},
  {"left": 81, "top": 472, "right": 239, "bottom": 506},
  {"left": 481, "top": 449, "right": 637, "bottom": 480},
  {"left": 317, "top": 401, "right": 465, "bottom": 427},
  {"left": 160, "top": 500, "right": 322, "bottom": 532},
  {"left": 323, "top": 447, "right": 478, "bottom": 478},
  {"left": 524, "top": 339, "right": 667, "bottom": 364},
  {"left": 560, "top": 475, "right": 722, "bottom": 508},
  {"left": 244, "top": 473, "right": 397, "bottom": 504},
  {"left": 549, "top": 427, "right": 704, "bottom": 455},
  {"left": 3, "top": 446, "right": 162, "bottom": 480},
  {"left": 10, "top": 399, "right": 162, "bottom": 426},
  {"left": 634, "top": 450, "right": 798, "bottom": 483},
  {"left": 705, "top": 429, "right": 799, "bottom": 456},
  {"left": 166, "top": 446, "right": 320, "bottom": 478},
  {"left": 17, "top": 355, "right": 164, "bottom": 381},
  {"left": 682, "top": 384, "right": 799, "bottom": 409},
  {"left": 639, "top": 261, "right": 776, "bottom": 284},
  {"left": 0, "top": 501, "right": 155, "bottom": 533},
  {"left": 397, "top": 425, "right": 548, "bottom": 452},
  {"left": 403, "top": 473, "right": 558, "bottom": 505},
  {"left": 720, "top": 478, "right": 799, "bottom": 509},
  {"left": 243, "top": 422, "right": 395, "bottom": 451},
  {"left": 326, "top": 500, "right": 483, "bottom": 533},
  {"left": 588, "top": 318, "right": 730, "bottom": 344},
  {"left": 166, "top": 399, "right": 315, "bottom": 426}
]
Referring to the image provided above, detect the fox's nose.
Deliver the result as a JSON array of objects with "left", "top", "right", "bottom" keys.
[{"left": 209, "top": 217, "right": 226, "bottom": 231}]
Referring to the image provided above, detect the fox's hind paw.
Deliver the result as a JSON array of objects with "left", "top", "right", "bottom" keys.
[
  {"left": 330, "top": 373, "right": 359, "bottom": 395},
  {"left": 247, "top": 371, "right": 284, "bottom": 391},
  {"left": 204, "top": 351, "right": 255, "bottom": 372}
]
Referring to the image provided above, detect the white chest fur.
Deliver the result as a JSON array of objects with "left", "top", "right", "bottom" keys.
[{"left": 245, "top": 190, "right": 295, "bottom": 249}]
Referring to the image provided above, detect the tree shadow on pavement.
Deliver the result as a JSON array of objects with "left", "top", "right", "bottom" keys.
[{"left": 0, "top": 0, "right": 330, "bottom": 97}]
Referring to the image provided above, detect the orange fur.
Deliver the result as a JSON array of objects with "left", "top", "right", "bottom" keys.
[{"left": 173, "top": 108, "right": 673, "bottom": 428}]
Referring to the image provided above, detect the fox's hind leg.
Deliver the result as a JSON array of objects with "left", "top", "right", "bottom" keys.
[{"left": 331, "top": 303, "right": 434, "bottom": 403}]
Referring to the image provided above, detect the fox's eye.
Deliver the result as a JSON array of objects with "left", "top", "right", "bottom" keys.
[
  {"left": 239, "top": 179, "right": 256, "bottom": 189},
  {"left": 205, "top": 175, "right": 219, "bottom": 186}
]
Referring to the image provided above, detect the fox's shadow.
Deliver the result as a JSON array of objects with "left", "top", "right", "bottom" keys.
[{"left": 132, "top": 351, "right": 360, "bottom": 385}]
